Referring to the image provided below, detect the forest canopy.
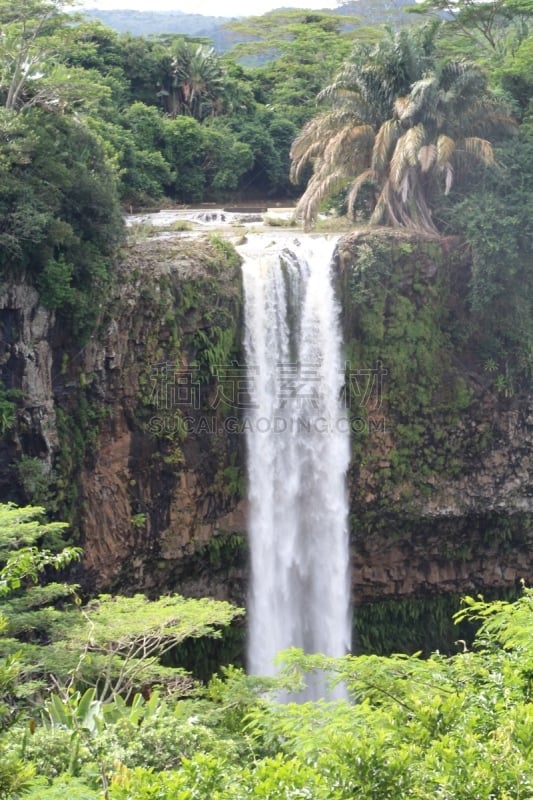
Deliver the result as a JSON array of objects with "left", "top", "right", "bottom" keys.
[
  {"left": 0, "top": 0, "right": 533, "bottom": 364},
  {"left": 1, "top": 503, "right": 533, "bottom": 798}
]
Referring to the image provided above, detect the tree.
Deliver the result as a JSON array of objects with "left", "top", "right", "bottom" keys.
[
  {"left": 160, "top": 38, "right": 226, "bottom": 121},
  {"left": 0, "top": 502, "right": 244, "bottom": 707},
  {"left": 225, "top": 9, "right": 361, "bottom": 65},
  {"left": 407, "top": 0, "right": 533, "bottom": 57},
  {"left": 0, "top": 502, "right": 79, "bottom": 598},
  {"left": 0, "top": 1, "right": 123, "bottom": 340},
  {"left": 118, "top": 33, "right": 170, "bottom": 107},
  {"left": 225, "top": 10, "right": 362, "bottom": 127},
  {"left": 496, "top": 33, "right": 533, "bottom": 114},
  {"left": 0, "top": 0, "right": 109, "bottom": 114},
  {"left": 211, "top": 109, "right": 297, "bottom": 197},
  {"left": 290, "top": 25, "right": 516, "bottom": 232},
  {"left": 0, "top": 502, "right": 244, "bottom": 799},
  {"left": 0, "top": 502, "right": 80, "bottom": 799},
  {"left": 55, "top": 594, "right": 244, "bottom": 701},
  {"left": 0, "top": 107, "right": 123, "bottom": 337}
]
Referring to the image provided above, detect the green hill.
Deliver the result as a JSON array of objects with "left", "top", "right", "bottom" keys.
[
  {"left": 82, "top": 2, "right": 416, "bottom": 51},
  {"left": 81, "top": 8, "right": 236, "bottom": 49}
]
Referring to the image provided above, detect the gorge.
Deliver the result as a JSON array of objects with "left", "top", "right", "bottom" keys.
[{"left": 1, "top": 219, "right": 532, "bottom": 659}]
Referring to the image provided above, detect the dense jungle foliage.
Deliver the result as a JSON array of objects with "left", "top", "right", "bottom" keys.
[
  {"left": 0, "top": 0, "right": 531, "bottom": 360},
  {"left": 2, "top": 502, "right": 533, "bottom": 798},
  {"left": 0, "top": 0, "right": 533, "bottom": 795}
]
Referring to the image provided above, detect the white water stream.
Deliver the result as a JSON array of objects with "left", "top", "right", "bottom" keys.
[{"left": 240, "top": 235, "right": 352, "bottom": 699}]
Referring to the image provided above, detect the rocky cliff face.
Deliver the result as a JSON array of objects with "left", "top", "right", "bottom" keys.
[
  {"left": 337, "top": 230, "right": 533, "bottom": 609},
  {"left": 0, "top": 234, "right": 246, "bottom": 603},
  {"left": 0, "top": 285, "right": 58, "bottom": 483},
  {"left": 1, "top": 229, "right": 531, "bottom": 641}
]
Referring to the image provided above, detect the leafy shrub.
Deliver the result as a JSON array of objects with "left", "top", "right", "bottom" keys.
[{"left": 24, "top": 775, "right": 100, "bottom": 800}]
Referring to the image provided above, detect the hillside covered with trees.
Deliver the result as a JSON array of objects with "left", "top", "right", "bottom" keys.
[{"left": 0, "top": 0, "right": 533, "bottom": 796}]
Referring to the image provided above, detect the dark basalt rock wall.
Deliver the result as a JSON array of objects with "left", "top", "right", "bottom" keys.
[
  {"left": 337, "top": 229, "right": 533, "bottom": 607},
  {"left": 0, "top": 236, "right": 246, "bottom": 602}
]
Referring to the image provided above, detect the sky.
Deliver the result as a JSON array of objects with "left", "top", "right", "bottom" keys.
[{"left": 76, "top": 0, "right": 339, "bottom": 17}]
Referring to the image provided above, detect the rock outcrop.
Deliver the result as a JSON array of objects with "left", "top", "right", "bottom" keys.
[
  {"left": 337, "top": 230, "right": 532, "bottom": 607},
  {"left": 0, "top": 235, "right": 246, "bottom": 603}
]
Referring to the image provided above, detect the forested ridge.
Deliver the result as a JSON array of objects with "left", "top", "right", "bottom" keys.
[{"left": 1, "top": 0, "right": 533, "bottom": 796}]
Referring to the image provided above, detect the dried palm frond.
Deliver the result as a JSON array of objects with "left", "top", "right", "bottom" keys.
[
  {"left": 290, "top": 113, "right": 342, "bottom": 183},
  {"left": 418, "top": 143, "right": 437, "bottom": 172},
  {"left": 289, "top": 140, "right": 323, "bottom": 184},
  {"left": 295, "top": 168, "right": 348, "bottom": 230},
  {"left": 442, "top": 162, "right": 454, "bottom": 195},
  {"left": 462, "top": 136, "right": 495, "bottom": 165},
  {"left": 371, "top": 119, "right": 400, "bottom": 173},
  {"left": 399, "top": 169, "right": 411, "bottom": 204},
  {"left": 389, "top": 134, "right": 409, "bottom": 192},
  {"left": 346, "top": 168, "right": 379, "bottom": 218},
  {"left": 483, "top": 112, "right": 518, "bottom": 138},
  {"left": 394, "top": 96, "right": 409, "bottom": 120},
  {"left": 404, "top": 124, "right": 427, "bottom": 166},
  {"left": 436, "top": 134, "right": 455, "bottom": 166},
  {"left": 323, "top": 124, "right": 374, "bottom": 168}
]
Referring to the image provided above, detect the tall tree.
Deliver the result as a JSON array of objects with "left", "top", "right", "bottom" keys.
[
  {"left": 407, "top": 0, "right": 533, "bottom": 56},
  {"left": 226, "top": 10, "right": 363, "bottom": 127},
  {"left": 0, "top": 0, "right": 107, "bottom": 113},
  {"left": 290, "top": 26, "right": 516, "bottom": 232},
  {"left": 160, "top": 38, "right": 226, "bottom": 121}
]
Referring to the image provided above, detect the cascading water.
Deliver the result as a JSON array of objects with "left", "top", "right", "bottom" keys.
[{"left": 240, "top": 234, "right": 351, "bottom": 700}]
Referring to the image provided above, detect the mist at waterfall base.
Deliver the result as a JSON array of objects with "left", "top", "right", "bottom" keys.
[{"left": 241, "top": 235, "right": 352, "bottom": 701}]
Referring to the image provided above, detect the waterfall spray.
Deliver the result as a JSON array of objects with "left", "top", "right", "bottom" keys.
[{"left": 241, "top": 235, "right": 351, "bottom": 700}]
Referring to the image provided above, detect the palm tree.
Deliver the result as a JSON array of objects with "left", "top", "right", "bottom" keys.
[
  {"left": 290, "top": 26, "right": 516, "bottom": 232},
  {"left": 160, "top": 39, "right": 226, "bottom": 121}
]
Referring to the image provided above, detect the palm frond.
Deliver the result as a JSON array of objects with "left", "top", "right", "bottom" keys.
[
  {"left": 295, "top": 169, "right": 349, "bottom": 230},
  {"left": 371, "top": 119, "right": 400, "bottom": 173},
  {"left": 346, "top": 169, "right": 379, "bottom": 218},
  {"left": 418, "top": 144, "right": 437, "bottom": 172},
  {"left": 394, "top": 96, "right": 409, "bottom": 119},
  {"left": 436, "top": 134, "right": 455, "bottom": 166},
  {"left": 399, "top": 170, "right": 411, "bottom": 204},
  {"left": 443, "top": 162, "right": 454, "bottom": 195},
  {"left": 485, "top": 113, "right": 518, "bottom": 138},
  {"left": 402, "top": 76, "right": 437, "bottom": 124},
  {"left": 462, "top": 136, "right": 494, "bottom": 165},
  {"left": 389, "top": 136, "right": 409, "bottom": 191},
  {"left": 290, "top": 112, "right": 346, "bottom": 183},
  {"left": 289, "top": 140, "right": 324, "bottom": 184},
  {"left": 323, "top": 124, "right": 374, "bottom": 169},
  {"left": 404, "top": 124, "right": 427, "bottom": 166},
  {"left": 317, "top": 67, "right": 361, "bottom": 105},
  {"left": 462, "top": 107, "right": 518, "bottom": 140}
]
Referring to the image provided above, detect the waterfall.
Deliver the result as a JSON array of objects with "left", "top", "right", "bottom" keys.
[{"left": 240, "top": 234, "right": 351, "bottom": 700}]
